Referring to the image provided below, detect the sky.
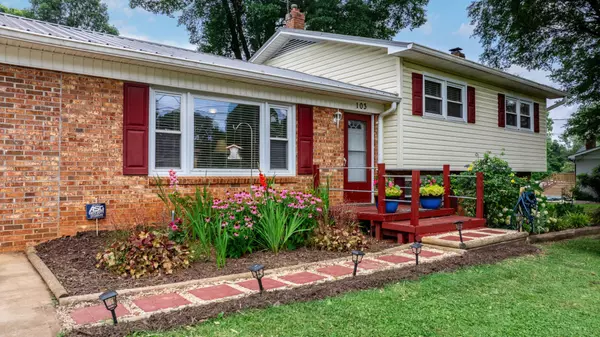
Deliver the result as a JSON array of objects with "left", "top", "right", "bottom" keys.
[{"left": 1, "top": 0, "right": 574, "bottom": 138}]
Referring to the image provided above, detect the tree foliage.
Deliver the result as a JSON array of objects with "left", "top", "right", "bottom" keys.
[
  {"left": 468, "top": 0, "right": 600, "bottom": 103},
  {"left": 0, "top": 0, "right": 118, "bottom": 35},
  {"left": 564, "top": 103, "right": 600, "bottom": 143},
  {"left": 130, "top": 0, "right": 428, "bottom": 59}
]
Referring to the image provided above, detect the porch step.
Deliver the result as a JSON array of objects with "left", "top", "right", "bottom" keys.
[{"left": 380, "top": 215, "right": 486, "bottom": 243}]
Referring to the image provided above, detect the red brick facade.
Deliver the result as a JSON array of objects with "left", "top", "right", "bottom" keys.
[{"left": 0, "top": 64, "right": 376, "bottom": 251}]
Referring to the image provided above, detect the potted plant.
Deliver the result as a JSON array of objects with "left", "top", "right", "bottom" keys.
[
  {"left": 374, "top": 178, "right": 403, "bottom": 213},
  {"left": 419, "top": 176, "right": 445, "bottom": 210}
]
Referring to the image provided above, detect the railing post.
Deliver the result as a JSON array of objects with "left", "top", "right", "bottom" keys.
[
  {"left": 411, "top": 170, "right": 420, "bottom": 228},
  {"left": 377, "top": 163, "right": 386, "bottom": 214},
  {"left": 443, "top": 164, "right": 450, "bottom": 209},
  {"left": 476, "top": 171, "right": 484, "bottom": 219},
  {"left": 312, "top": 164, "right": 320, "bottom": 190}
]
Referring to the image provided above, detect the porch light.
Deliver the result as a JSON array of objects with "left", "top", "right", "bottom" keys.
[
  {"left": 454, "top": 221, "right": 465, "bottom": 244},
  {"left": 351, "top": 250, "right": 365, "bottom": 277},
  {"left": 99, "top": 290, "right": 119, "bottom": 325},
  {"left": 249, "top": 264, "right": 265, "bottom": 294},
  {"left": 333, "top": 110, "right": 342, "bottom": 128},
  {"left": 410, "top": 242, "right": 422, "bottom": 265}
]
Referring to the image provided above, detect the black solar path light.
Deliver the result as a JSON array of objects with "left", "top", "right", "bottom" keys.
[
  {"left": 249, "top": 264, "right": 265, "bottom": 294},
  {"left": 351, "top": 250, "right": 365, "bottom": 277},
  {"left": 99, "top": 290, "right": 119, "bottom": 325},
  {"left": 410, "top": 242, "right": 423, "bottom": 266}
]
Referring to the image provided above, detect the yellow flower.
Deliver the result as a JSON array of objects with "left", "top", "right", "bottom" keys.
[
  {"left": 511, "top": 179, "right": 515, "bottom": 184},
  {"left": 467, "top": 165, "right": 473, "bottom": 172}
]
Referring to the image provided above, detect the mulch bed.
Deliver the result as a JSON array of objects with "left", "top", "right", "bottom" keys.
[
  {"left": 35, "top": 231, "right": 396, "bottom": 296},
  {"left": 65, "top": 240, "right": 539, "bottom": 337}
]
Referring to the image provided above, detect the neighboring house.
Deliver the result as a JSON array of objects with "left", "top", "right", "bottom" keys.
[
  {"left": 0, "top": 13, "right": 399, "bottom": 251},
  {"left": 251, "top": 6, "right": 566, "bottom": 174},
  {"left": 569, "top": 143, "right": 600, "bottom": 177}
]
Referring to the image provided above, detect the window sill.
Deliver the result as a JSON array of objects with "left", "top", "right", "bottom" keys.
[
  {"left": 422, "top": 113, "right": 467, "bottom": 124},
  {"left": 149, "top": 176, "right": 300, "bottom": 186},
  {"left": 504, "top": 127, "right": 534, "bottom": 134}
]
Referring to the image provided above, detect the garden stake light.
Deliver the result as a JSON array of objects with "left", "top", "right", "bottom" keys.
[
  {"left": 454, "top": 220, "right": 464, "bottom": 243},
  {"left": 351, "top": 250, "right": 365, "bottom": 277},
  {"left": 410, "top": 242, "right": 422, "bottom": 266},
  {"left": 249, "top": 264, "right": 265, "bottom": 294},
  {"left": 99, "top": 290, "right": 119, "bottom": 325}
]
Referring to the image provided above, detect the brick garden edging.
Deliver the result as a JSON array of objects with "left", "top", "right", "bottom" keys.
[{"left": 56, "top": 244, "right": 461, "bottom": 330}]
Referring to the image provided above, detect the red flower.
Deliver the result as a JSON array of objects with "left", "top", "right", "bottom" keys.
[{"left": 259, "top": 172, "right": 267, "bottom": 188}]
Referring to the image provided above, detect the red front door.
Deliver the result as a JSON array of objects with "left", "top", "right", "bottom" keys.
[{"left": 344, "top": 113, "right": 372, "bottom": 203}]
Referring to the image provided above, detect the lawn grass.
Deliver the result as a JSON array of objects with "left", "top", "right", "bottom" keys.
[
  {"left": 133, "top": 239, "right": 600, "bottom": 337},
  {"left": 579, "top": 202, "right": 600, "bottom": 214}
]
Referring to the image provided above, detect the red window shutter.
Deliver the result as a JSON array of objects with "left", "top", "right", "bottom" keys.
[
  {"left": 297, "top": 104, "right": 313, "bottom": 175},
  {"left": 497, "top": 93, "right": 506, "bottom": 127},
  {"left": 412, "top": 73, "right": 423, "bottom": 116},
  {"left": 467, "top": 86, "right": 476, "bottom": 123},
  {"left": 534, "top": 102, "right": 540, "bottom": 133},
  {"left": 123, "top": 83, "right": 149, "bottom": 175}
]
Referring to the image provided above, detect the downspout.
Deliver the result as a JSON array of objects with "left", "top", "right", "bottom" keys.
[{"left": 378, "top": 102, "right": 398, "bottom": 163}]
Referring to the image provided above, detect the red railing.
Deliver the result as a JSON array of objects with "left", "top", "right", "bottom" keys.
[{"left": 312, "top": 163, "right": 485, "bottom": 225}]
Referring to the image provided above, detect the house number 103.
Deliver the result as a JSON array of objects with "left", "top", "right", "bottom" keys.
[{"left": 356, "top": 102, "right": 367, "bottom": 110}]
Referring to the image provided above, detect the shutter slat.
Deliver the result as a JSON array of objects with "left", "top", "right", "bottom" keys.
[
  {"left": 497, "top": 93, "right": 506, "bottom": 128},
  {"left": 467, "top": 86, "right": 476, "bottom": 123},
  {"left": 297, "top": 105, "right": 313, "bottom": 175},
  {"left": 412, "top": 73, "right": 423, "bottom": 116},
  {"left": 534, "top": 102, "right": 540, "bottom": 133},
  {"left": 123, "top": 83, "right": 149, "bottom": 175}
]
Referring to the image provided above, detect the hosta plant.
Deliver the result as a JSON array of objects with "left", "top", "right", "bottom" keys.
[{"left": 96, "top": 230, "right": 190, "bottom": 278}]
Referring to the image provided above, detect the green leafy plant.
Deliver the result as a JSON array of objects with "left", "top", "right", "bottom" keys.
[
  {"left": 419, "top": 175, "right": 444, "bottom": 197},
  {"left": 312, "top": 223, "right": 368, "bottom": 252},
  {"left": 574, "top": 165, "right": 600, "bottom": 201},
  {"left": 95, "top": 230, "right": 190, "bottom": 278},
  {"left": 213, "top": 223, "right": 229, "bottom": 269},
  {"left": 255, "top": 197, "right": 311, "bottom": 254},
  {"left": 373, "top": 177, "right": 402, "bottom": 197}
]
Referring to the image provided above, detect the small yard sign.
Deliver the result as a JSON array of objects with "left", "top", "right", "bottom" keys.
[{"left": 86, "top": 203, "right": 106, "bottom": 220}]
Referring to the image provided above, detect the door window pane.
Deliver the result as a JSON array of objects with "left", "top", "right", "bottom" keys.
[
  {"left": 347, "top": 120, "right": 367, "bottom": 182},
  {"left": 193, "top": 98, "right": 260, "bottom": 169}
]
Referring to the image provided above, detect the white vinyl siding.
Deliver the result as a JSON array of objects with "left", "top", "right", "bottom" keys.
[
  {"left": 402, "top": 61, "right": 547, "bottom": 172},
  {"left": 266, "top": 40, "right": 401, "bottom": 166},
  {"left": 0, "top": 42, "right": 386, "bottom": 115}
]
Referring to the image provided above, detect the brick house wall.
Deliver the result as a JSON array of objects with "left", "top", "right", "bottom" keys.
[{"left": 0, "top": 63, "right": 377, "bottom": 252}]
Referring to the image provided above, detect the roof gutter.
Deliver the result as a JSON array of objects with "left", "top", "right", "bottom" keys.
[
  {"left": 0, "top": 28, "right": 399, "bottom": 103},
  {"left": 378, "top": 102, "right": 398, "bottom": 163},
  {"left": 393, "top": 43, "right": 567, "bottom": 98}
]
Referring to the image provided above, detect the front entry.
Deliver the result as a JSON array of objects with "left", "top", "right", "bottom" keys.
[{"left": 344, "top": 113, "right": 372, "bottom": 203}]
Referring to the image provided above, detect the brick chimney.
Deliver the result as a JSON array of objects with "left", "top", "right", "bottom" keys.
[
  {"left": 285, "top": 4, "right": 305, "bottom": 30},
  {"left": 449, "top": 47, "right": 465, "bottom": 58},
  {"left": 586, "top": 138, "right": 597, "bottom": 150}
]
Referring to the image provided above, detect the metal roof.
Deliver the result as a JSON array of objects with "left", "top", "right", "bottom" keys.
[
  {"left": 252, "top": 28, "right": 566, "bottom": 99},
  {"left": 0, "top": 13, "right": 398, "bottom": 102}
]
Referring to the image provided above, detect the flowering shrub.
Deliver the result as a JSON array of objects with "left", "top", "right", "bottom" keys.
[
  {"left": 420, "top": 176, "right": 444, "bottom": 197},
  {"left": 96, "top": 230, "right": 190, "bottom": 278},
  {"left": 373, "top": 177, "right": 402, "bottom": 197}
]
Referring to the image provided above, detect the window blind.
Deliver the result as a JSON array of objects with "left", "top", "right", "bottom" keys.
[
  {"left": 270, "top": 107, "right": 288, "bottom": 170},
  {"left": 155, "top": 93, "right": 181, "bottom": 168}
]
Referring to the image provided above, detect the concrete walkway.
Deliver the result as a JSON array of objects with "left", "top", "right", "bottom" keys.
[{"left": 0, "top": 253, "right": 60, "bottom": 337}]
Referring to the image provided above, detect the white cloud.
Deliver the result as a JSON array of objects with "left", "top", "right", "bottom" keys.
[
  {"left": 415, "top": 13, "right": 438, "bottom": 36},
  {"left": 453, "top": 23, "right": 474, "bottom": 37}
]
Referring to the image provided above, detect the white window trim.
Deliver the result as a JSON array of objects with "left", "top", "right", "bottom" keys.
[
  {"left": 504, "top": 96, "right": 533, "bottom": 132},
  {"left": 148, "top": 88, "right": 296, "bottom": 177},
  {"left": 422, "top": 74, "right": 467, "bottom": 122}
]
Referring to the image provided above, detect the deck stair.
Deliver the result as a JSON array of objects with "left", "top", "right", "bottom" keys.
[{"left": 382, "top": 214, "right": 486, "bottom": 244}]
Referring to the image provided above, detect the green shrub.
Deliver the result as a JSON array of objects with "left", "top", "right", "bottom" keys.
[
  {"left": 548, "top": 202, "right": 584, "bottom": 217},
  {"left": 565, "top": 212, "right": 591, "bottom": 228},
  {"left": 576, "top": 166, "right": 600, "bottom": 201},
  {"left": 96, "top": 230, "right": 190, "bottom": 278},
  {"left": 590, "top": 208, "right": 600, "bottom": 225}
]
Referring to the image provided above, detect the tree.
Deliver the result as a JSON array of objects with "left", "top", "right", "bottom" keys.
[
  {"left": 1, "top": 0, "right": 118, "bottom": 35},
  {"left": 130, "top": 0, "right": 428, "bottom": 59},
  {"left": 564, "top": 103, "right": 600, "bottom": 143},
  {"left": 468, "top": 0, "right": 600, "bottom": 103}
]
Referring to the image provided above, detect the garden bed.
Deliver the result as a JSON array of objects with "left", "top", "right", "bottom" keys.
[
  {"left": 36, "top": 230, "right": 396, "bottom": 296},
  {"left": 64, "top": 240, "right": 539, "bottom": 337}
]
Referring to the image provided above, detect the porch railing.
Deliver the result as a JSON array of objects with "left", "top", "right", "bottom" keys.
[{"left": 312, "top": 163, "right": 485, "bottom": 227}]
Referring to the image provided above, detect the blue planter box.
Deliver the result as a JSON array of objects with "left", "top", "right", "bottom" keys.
[
  {"left": 375, "top": 198, "right": 400, "bottom": 213},
  {"left": 420, "top": 196, "right": 442, "bottom": 210}
]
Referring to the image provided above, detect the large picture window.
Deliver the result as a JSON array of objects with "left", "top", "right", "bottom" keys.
[
  {"left": 423, "top": 75, "right": 466, "bottom": 121},
  {"left": 150, "top": 90, "right": 295, "bottom": 176},
  {"left": 505, "top": 96, "right": 533, "bottom": 131}
]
